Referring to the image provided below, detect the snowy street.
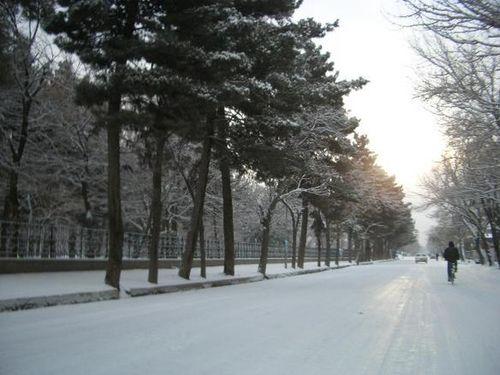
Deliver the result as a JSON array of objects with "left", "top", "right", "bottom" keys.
[{"left": 1, "top": 260, "right": 499, "bottom": 375}]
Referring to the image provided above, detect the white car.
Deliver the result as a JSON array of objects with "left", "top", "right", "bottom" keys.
[{"left": 415, "top": 253, "right": 428, "bottom": 263}]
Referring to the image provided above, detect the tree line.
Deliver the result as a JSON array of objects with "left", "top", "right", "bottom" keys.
[
  {"left": 0, "top": 0, "right": 416, "bottom": 288},
  {"left": 399, "top": 0, "right": 500, "bottom": 266}
]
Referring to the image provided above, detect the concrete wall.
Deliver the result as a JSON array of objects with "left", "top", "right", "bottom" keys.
[{"left": 0, "top": 258, "right": 314, "bottom": 274}]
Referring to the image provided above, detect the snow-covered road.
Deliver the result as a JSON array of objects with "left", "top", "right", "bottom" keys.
[{"left": 1, "top": 260, "right": 499, "bottom": 375}]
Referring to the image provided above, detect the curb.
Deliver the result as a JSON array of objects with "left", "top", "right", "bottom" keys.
[
  {"left": 126, "top": 265, "right": 353, "bottom": 297},
  {"left": 356, "top": 259, "right": 395, "bottom": 266},
  {"left": 0, "top": 264, "right": 355, "bottom": 311},
  {"left": 0, "top": 289, "right": 119, "bottom": 312},
  {"left": 124, "top": 275, "right": 265, "bottom": 297},
  {"left": 265, "top": 265, "right": 351, "bottom": 280}
]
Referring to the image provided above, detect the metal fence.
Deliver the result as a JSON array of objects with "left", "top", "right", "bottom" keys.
[{"left": 0, "top": 221, "right": 321, "bottom": 260}]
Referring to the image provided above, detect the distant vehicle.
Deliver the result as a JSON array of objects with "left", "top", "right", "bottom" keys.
[{"left": 415, "top": 253, "right": 428, "bottom": 263}]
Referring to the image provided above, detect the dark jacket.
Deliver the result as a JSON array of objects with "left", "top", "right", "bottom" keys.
[{"left": 443, "top": 246, "right": 460, "bottom": 262}]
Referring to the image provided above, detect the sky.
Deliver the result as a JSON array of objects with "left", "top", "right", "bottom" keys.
[{"left": 295, "top": 0, "right": 446, "bottom": 246}]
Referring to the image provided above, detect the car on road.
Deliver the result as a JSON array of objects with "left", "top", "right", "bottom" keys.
[{"left": 415, "top": 253, "right": 428, "bottom": 263}]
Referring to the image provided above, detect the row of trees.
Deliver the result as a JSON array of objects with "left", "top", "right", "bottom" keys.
[
  {"left": 1, "top": 1, "right": 416, "bottom": 288},
  {"left": 400, "top": 0, "right": 499, "bottom": 265}
]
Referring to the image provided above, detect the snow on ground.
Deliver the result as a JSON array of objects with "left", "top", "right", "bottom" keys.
[
  {"left": 1, "top": 260, "right": 499, "bottom": 375},
  {"left": 0, "top": 271, "right": 115, "bottom": 300},
  {"left": 0, "top": 261, "right": 336, "bottom": 300},
  {"left": 119, "top": 261, "right": 332, "bottom": 288}
]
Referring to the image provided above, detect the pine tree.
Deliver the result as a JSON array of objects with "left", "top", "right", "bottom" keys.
[
  {"left": 347, "top": 134, "right": 416, "bottom": 261},
  {"left": 45, "top": 0, "right": 163, "bottom": 288},
  {"left": 163, "top": 0, "right": 318, "bottom": 279}
]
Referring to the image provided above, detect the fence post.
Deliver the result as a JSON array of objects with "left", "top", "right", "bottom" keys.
[
  {"left": 0, "top": 222, "right": 7, "bottom": 257},
  {"left": 79, "top": 227, "right": 84, "bottom": 258},
  {"left": 284, "top": 240, "right": 288, "bottom": 269},
  {"left": 96, "top": 230, "right": 102, "bottom": 258},
  {"left": 128, "top": 233, "right": 135, "bottom": 258},
  {"left": 7, "top": 222, "right": 19, "bottom": 258},
  {"left": 178, "top": 237, "right": 183, "bottom": 258},
  {"left": 86, "top": 228, "right": 94, "bottom": 258},
  {"left": 36, "top": 225, "right": 42, "bottom": 257},
  {"left": 27, "top": 224, "right": 35, "bottom": 257},
  {"left": 105, "top": 231, "right": 109, "bottom": 258},
  {"left": 68, "top": 228, "right": 76, "bottom": 258},
  {"left": 49, "top": 225, "right": 55, "bottom": 258},
  {"left": 178, "top": 237, "right": 184, "bottom": 269}
]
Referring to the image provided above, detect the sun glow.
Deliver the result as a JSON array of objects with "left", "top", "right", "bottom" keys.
[
  {"left": 295, "top": 0, "right": 447, "bottom": 243},
  {"left": 346, "top": 89, "right": 445, "bottom": 194}
]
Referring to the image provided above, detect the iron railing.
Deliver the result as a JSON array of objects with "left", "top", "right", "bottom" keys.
[{"left": 0, "top": 221, "right": 324, "bottom": 260}]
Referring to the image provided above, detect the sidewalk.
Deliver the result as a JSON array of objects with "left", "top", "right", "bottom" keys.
[{"left": 0, "top": 261, "right": 352, "bottom": 312}]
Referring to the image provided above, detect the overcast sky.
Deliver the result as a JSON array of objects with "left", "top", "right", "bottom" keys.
[{"left": 295, "top": 0, "right": 446, "bottom": 246}]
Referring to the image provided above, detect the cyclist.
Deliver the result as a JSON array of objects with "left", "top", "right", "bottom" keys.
[{"left": 443, "top": 241, "right": 460, "bottom": 282}]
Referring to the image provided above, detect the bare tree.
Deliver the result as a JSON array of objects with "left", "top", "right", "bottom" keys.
[
  {"left": 420, "top": 154, "right": 498, "bottom": 265},
  {"left": 399, "top": 0, "right": 500, "bottom": 50},
  {"left": 400, "top": 1, "right": 499, "bottom": 266},
  {"left": 256, "top": 181, "right": 329, "bottom": 276},
  {"left": 414, "top": 39, "right": 499, "bottom": 135},
  {"left": 0, "top": 1, "right": 53, "bottom": 222}
]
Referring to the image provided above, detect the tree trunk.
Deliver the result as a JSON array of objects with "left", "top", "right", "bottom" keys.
[
  {"left": 324, "top": 218, "right": 331, "bottom": 267},
  {"left": 485, "top": 248, "right": 493, "bottom": 266},
  {"left": 480, "top": 200, "right": 498, "bottom": 266},
  {"left": 258, "top": 214, "right": 271, "bottom": 276},
  {"left": 494, "top": 231, "right": 500, "bottom": 268},
  {"left": 148, "top": 130, "right": 166, "bottom": 284},
  {"left": 104, "top": 94, "right": 124, "bottom": 289},
  {"left": 220, "top": 161, "right": 235, "bottom": 275},
  {"left": 374, "top": 238, "right": 381, "bottom": 260},
  {"left": 178, "top": 116, "right": 215, "bottom": 280},
  {"left": 80, "top": 179, "right": 93, "bottom": 225},
  {"left": 457, "top": 239, "right": 464, "bottom": 261},
  {"left": 2, "top": 171, "right": 20, "bottom": 258},
  {"left": 0, "top": 222, "right": 7, "bottom": 257},
  {"left": 199, "top": 219, "right": 206, "bottom": 278},
  {"left": 3, "top": 170, "right": 19, "bottom": 223},
  {"left": 212, "top": 212, "right": 218, "bottom": 242},
  {"left": 355, "top": 239, "right": 360, "bottom": 265},
  {"left": 3, "top": 91, "right": 32, "bottom": 224},
  {"left": 355, "top": 237, "right": 362, "bottom": 265},
  {"left": 480, "top": 233, "right": 493, "bottom": 266},
  {"left": 258, "top": 197, "right": 279, "bottom": 276},
  {"left": 316, "top": 229, "right": 322, "bottom": 267},
  {"left": 335, "top": 224, "right": 340, "bottom": 266},
  {"left": 484, "top": 209, "right": 499, "bottom": 268},
  {"left": 217, "top": 111, "right": 235, "bottom": 276},
  {"left": 281, "top": 199, "right": 298, "bottom": 269},
  {"left": 291, "top": 219, "right": 298, "bottom": 269},
  {"left": 475, "top": 234, "right": 485, "bottom": 265},
  {"left": 347, "top": 229, "right": 353, "bottom": 263},
  {"left": 105, "top": 1, "right": 139, "bottom": 288},
  {"left": 297, "top": 196, "right": 309, "bottom": 269}
]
